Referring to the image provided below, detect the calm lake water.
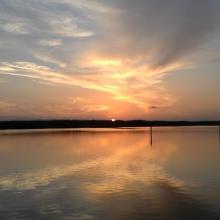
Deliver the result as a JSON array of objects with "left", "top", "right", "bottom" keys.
[{"left": 0, "top": 127, "right": 220, "bottom": 220}]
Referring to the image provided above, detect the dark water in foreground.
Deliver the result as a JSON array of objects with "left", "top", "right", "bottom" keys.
[{"left": 0, "top": 127, "right": 220, "bottom": 220}]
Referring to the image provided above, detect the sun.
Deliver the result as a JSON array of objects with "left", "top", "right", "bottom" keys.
[{"left": 111, "top": 119, "right": 116, "bottom": 122}]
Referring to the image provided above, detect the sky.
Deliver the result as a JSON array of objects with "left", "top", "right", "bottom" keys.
[{"left": 0, "top": 0, "right": 220, "bottom": 120}]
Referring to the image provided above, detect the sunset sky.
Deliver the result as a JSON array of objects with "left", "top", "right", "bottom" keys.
[{"left": 0, "top": 0, "right": 220, "bottom": 120}]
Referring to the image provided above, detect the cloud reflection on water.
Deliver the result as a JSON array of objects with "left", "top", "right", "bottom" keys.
[{"left": 0, "top": 128, "right": 220, "bottom": 219}]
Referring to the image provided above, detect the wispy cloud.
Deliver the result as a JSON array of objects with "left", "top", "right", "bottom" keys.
[
  {"left": 100, "top": 0, "right": 220, "bottom": 69},
  {"left": 33, "top": 52, "right": 66, "bottom": 68},
  {"left": 0, "top": 100, "right": 16, "bottom": 111},
  {"left": 39, "top": 39, "right": 62, "bottom": 47},
  {"left": 0, "top": 0, "right": 219, "bottom": 119},
  {"left": 44, "top": 97, "right": 109, "bottom": 117},
  {"left": 1, "top": 22, "right": 30, "bottom": 35},
  {"left": 0, "top": 60, "right": 175, "bottom": 113},
  {"left": 0, "top": 0, "right": 97, "bottom": 38}
]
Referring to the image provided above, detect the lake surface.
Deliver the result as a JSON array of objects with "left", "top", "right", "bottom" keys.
[{"left": 0, "top": 127, "right": 220, "bottom": 220}]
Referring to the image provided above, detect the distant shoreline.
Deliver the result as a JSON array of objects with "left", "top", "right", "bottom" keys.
[{"left": 0, "top": 120, "right": 219, "bottom": 130}]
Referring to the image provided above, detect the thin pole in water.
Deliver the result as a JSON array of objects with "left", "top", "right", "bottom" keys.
[{"left": 150, "top": 126, "right": 153, "bottom": 146}]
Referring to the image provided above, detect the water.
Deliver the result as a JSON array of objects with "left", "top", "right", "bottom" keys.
[{"left": 0, "top": 127, "right": 219, "bottom": 220}]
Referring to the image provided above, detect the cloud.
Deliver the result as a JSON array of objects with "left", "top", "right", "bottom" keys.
[
  {"left": 0, "top": 0, "right": 96, "bottom": 38},
  {"left": 0, "top": 100, "right": 16, "bottom": 111},
  {"left": 44, "top": 97, "right": 109, "bottom": 117},
  {"left": 1, "top": 22, "right": 30, "bottom": 35},
  {"left": 1, "top": 0, "right": 219, "bottom": 69},
  {"left": 48, "top": 17, "right": 94, "bottom": 38},
  {"left": 33, "top": 52, "right": 66, "bottom": 68},
  {"left": 70, "top": 97, "right": 109, "bottom": 112},
  {"left": 98, "top": 0, "right": 220, "bottom": 69},
  {"left": 49, "top": 0, "right": 117, "bottom": 13},
  {"left": 1, "top": 0, "right": 219, "bottom": 119},
  {"left": 39, "top": 39, "right": 62, "bottom": 47},
  {"left": 0, "top": 61, "right": 175, "bottom": 113},
  {"left": 0, "top": 101, "right": 14, "bottom": 109}
]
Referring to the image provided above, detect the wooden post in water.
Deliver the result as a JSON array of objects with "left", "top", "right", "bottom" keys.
[{"left": 150, "top": 126, "right": 153, "bottom": 146}]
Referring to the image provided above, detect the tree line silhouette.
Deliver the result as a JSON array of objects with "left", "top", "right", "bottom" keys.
[{"left": 0, "top": 120, "right": 219, "bottom": 130}]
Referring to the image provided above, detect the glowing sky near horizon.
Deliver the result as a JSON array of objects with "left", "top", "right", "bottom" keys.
[{"left": 0, "top": 0, "right": 220, "bottom": 120}]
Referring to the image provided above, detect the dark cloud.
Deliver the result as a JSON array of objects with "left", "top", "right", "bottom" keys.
[{"left": 103, "top": 0, "right": 220, "bottom": 68}]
